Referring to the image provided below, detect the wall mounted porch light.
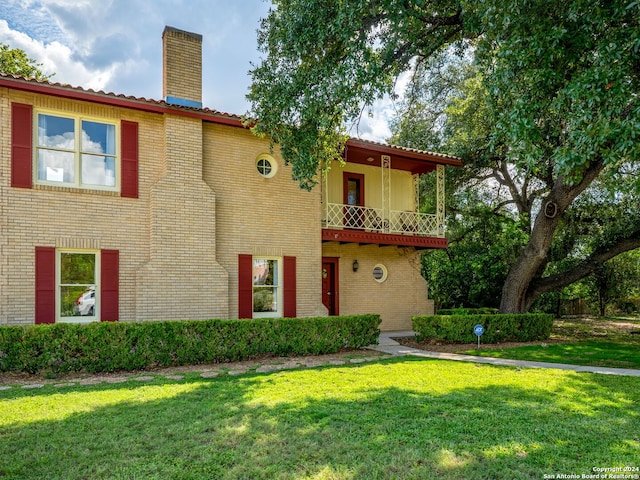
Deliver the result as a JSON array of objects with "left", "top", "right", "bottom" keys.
[{"left": 352, "top": 259, "right": 359, "bottom": 272}]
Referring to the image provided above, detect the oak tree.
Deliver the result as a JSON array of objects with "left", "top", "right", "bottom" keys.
[{"left": 248, "top": 0, "right": 640, "bottom": 312}]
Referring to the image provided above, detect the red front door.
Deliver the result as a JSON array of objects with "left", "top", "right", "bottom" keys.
[{"left": 322, "top": 259, "right": 338, "bottom": 315}]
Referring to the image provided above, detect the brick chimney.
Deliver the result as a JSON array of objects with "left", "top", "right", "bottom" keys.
[{"left": 162, "top": 26, "right": 203, "bottom": 108}]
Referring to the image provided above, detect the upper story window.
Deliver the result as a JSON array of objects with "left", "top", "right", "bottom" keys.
[
  {"left": 36, "top": 112, "right": 118, "bottom": 191},
  {"left": 256, "top": 153, "right": 278, "bottom": 178}
]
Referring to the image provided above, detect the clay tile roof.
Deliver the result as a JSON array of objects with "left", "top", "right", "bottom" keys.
[{"left": 0, "top": 71, "right": 242, "bottom": 122}]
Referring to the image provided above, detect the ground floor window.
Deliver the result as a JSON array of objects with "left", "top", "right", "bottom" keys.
[
  {"left": 238, "top": 254, "right": 296, "bottom": 319},
  {"left": 253, "top": 257, "right": 282, "bottom": 317},
  {"left": 35, "top": 247, "right": 119, "bottom": 324},
  {"left": 57, "top": 250, "right": 100, "bottom": 323}
]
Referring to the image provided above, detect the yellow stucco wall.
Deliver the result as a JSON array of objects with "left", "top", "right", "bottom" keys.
[{"left": 324, "top": 161, "right": 416, "bottom": 212}]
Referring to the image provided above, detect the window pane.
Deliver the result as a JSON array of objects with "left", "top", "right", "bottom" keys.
[
  {"left": 82, "top": 121, "right": 115, "bottom": 155},
  {"left": 257, "top": 159, "right": 272, "bottom": 176},
  {"left": 38, "top": 149, "right": 75, "bottom": 183},
  {"left": 61, "top": 286, "right": 95, "bottom": 317},
  {"left": 347, "top": 179, "right": 360, "bottom": 205},
  {"left": 253, "top": 287, "right": 278, "bottom": 312},
  {"left": 82, "top": 154, "right": 116, "bottom": 186},
  {"left": 253, "top": 259, "right": 277, "bottom": 286},
  {"left": 38, "top": 114, "right": 75, "bottom": 149},
  {"left": 60, "top": 253, "right": 95, "bottom": 284}
]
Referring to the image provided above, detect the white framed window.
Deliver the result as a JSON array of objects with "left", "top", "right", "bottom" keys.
[
  {"left": 252, "top": 257, "right": 283, "bottom": 317},
  {"left": 256, "top": 153, "right": 278, "bottom": 178},
  {"left": 35, "top": 111, "right": 119, "bottom": 191},
  {"left": 56, "top": 249, "right": 100, "bottom": 323}
]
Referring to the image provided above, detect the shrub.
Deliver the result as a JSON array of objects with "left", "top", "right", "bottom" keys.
[
  {"left": 0, "top": 315, "right": 381, "bottom": 375},
  {"left": 412, "top": 313, "right": 554, "bottom": 344},
  {"left": 437, "top": 308, "right": 499, "bottom": 315}
]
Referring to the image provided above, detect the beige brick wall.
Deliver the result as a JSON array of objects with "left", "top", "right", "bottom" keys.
[
  {"left": 322, "top": 243, "right": 434, "bottom": 331},
  {"left": 0, "top": 86, "right": 323, "bottom": 324},
  {"left": 0, "top": 88, "right": 159, "bottom": 324},
  {"left": 203, "top": 123, "right": 327, "bottom": 319},
  {"left": 136, "top": 115, "right": 229, "bottom": 320}
]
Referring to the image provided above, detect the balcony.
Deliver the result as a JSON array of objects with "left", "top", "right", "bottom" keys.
[
  {"left": 320, "top": 138, "right": 461, "bottom": 250},
  {"left": 322, "top": 203, "right": 447, "bottom": 249}
]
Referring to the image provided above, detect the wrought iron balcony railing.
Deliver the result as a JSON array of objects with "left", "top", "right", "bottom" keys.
[{"left": 322, "top": 203, "right": 442, "bottom": 237}]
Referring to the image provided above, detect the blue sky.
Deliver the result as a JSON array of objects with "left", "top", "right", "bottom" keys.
[{"left": 0, "top": 0, "right": 394, "bottom": 141}]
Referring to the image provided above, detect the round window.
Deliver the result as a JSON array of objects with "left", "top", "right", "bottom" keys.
[
  {"left": 372, "top": 264, "right": 388, "bottom": 283},
  {"left": 256, "top": 154, "right": 278, "bottom": 178}
]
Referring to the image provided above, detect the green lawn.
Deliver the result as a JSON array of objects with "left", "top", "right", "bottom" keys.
[
  {"left": 1, "top": 357, "right": 639, "bottom": 479},
  {"left": 465, "top": 341, "right": 640, "bottom": 369},
  {"left": 462, "top": 317, "right": 640, "bottom": 369}
]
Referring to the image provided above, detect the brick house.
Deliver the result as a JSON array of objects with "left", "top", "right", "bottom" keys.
[{"left": 0, "top": 26, "right": 461, "bottom": 331}]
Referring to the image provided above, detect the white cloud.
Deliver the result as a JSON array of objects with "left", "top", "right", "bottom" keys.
[
  {"left": 0, "top": 1, "right": 269, "bottom": 108},
  {"left": 0, "top": 19, "right": 114, "bottom": 90},
  {"left": 349, "top": 101, "right": 395, "bottom": 143}
]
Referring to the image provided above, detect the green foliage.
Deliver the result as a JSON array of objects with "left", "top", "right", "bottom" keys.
[
  {"left": 390, "top": 2, "right": 640, "bottom": 312},
  {"left": 422, "top": 213, "right": 529, "bottom": 309},
  {"left": 0, "top": 315, "right": 381, "bottom": 375},
  {"left": 471, "top": 0, "right": 640, "bottom": 182},
  {"left": 0, "top": 43, "right": 51, "bottom": 80},
  {"left": 438, "top": 307, "right": 498, "bottom": 315},
  {"left": 247, "top": 0, "right": 463, "bottom": 188},
  {"left": 586, "top": 250, "right": 640, "bottom": 315},
  {"left": 412, "top": 313, "right": 554, "bottom": 343},
  {"left": 249, "top": 0, "right": 639, "bottom": 189}
]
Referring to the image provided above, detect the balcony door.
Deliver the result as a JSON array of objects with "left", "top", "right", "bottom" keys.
[{"left": 343, "top": 172, "right": 365, "bottom": 228}]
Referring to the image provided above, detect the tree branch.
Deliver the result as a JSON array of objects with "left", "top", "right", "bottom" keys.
[{"left": 526, "top": 233, "right": 640, "bottom": 305}]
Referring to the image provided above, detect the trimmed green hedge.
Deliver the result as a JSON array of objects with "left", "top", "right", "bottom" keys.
[
  {"left": 0, "top": 315, "right": 381, "bottom": 375},
  {"left": 412, "top": 313, "right": 554, "bottom": 344},
  {"left": 437, "top": 308, "right": 499, "bottom": 315}
]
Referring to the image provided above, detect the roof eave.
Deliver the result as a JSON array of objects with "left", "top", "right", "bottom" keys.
[
  {"left": 345, "top": 138, "right": 462, "bottom": 167},
  {"left": 0, "top": 74, "right": 244, "bottom": 127}
]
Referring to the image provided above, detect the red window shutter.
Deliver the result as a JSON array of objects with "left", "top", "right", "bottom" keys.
[
  {"left": 283, "top": 256, "right": 296, "bottom": 318},
  {"left": 121, "top": 120, "right": 138, "bottom": 198},
  {"left": 35, "top": 247, "right": 55, "bottom": 324},
  {"left": 238, "top": 254, "right": 253, "bottom": 319},
  {"left": 101, "top": 250, "right": 119, "bottom": 322},
  {"left": 11, "top": 103, "right": 33, "bottom": 188}
]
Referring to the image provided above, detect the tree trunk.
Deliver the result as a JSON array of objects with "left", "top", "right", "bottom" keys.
[
  {"left": 499, "top": 203, "right": 561, "bottom": 313},
  {"left": 499, "top": 161, "right": 604, "bottom": 313}
]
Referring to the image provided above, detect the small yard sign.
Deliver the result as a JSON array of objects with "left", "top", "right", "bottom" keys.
[{"left": 474, "top": 324, "right": 485, "bottom": 349}]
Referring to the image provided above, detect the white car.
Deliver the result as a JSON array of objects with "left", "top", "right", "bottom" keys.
[{"left": 75, "top": 288, "right": 95, "bottom": 316}]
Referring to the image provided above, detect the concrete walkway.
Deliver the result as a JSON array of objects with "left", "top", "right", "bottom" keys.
[{"left": 368, "top": 331, "right": 640, "bottom": 378}]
